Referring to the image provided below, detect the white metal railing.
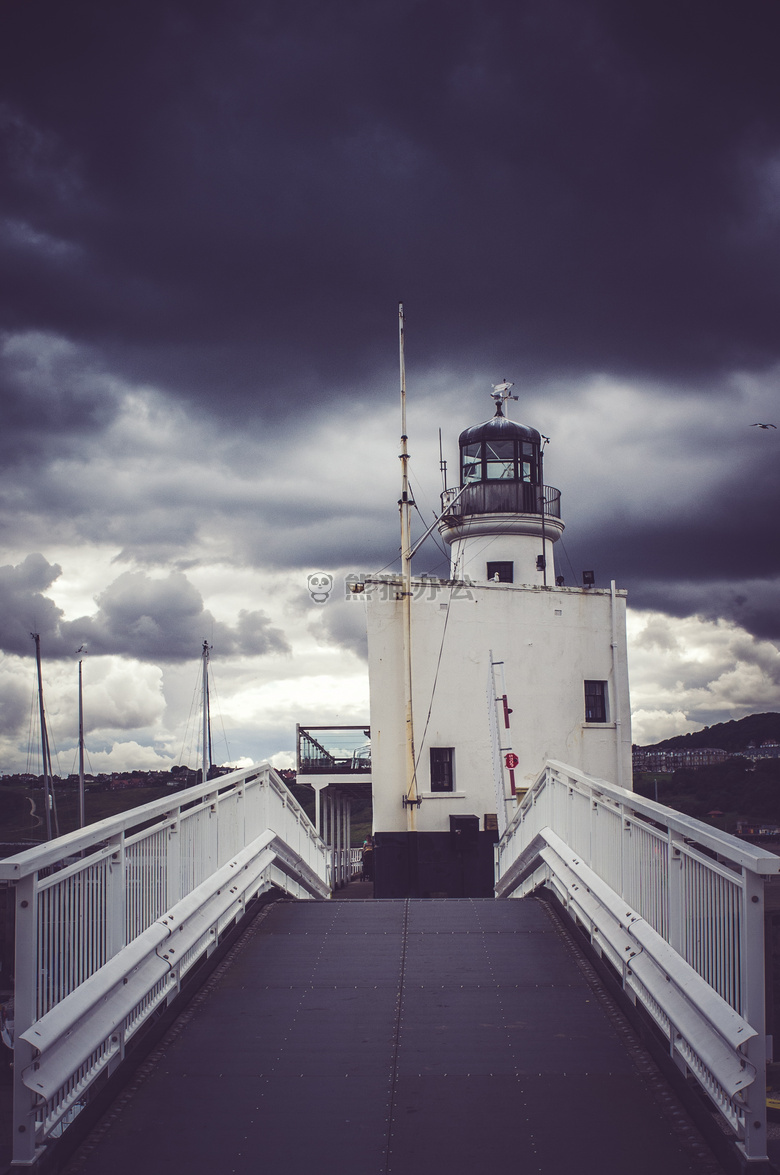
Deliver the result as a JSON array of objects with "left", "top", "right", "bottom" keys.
[
  {"left": 0, "top": 762, "right": 329, "bottom": 1166},
  {"left": 495, "top": 760, "right": 780, "bottom": 1164},
  {"left": 348, "top": 847, "right": 362, "bottom": 877},
  {"left": 329, "top": 847, "right": 363, "bottom": 889}
]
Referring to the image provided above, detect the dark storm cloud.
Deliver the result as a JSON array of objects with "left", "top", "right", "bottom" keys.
[
  {"left": 0, "top": 330, "right": 119, "bottom": 463},
  {"left": 3, "top": 0, "right": 780, "bottom": 411},
  {"left": 627, "top": 579, "right": 780, "bottom": 649},
  {"left": 0, "top": 677, "right": 27, "bottom": 736},
  {"left": 316, "top": 601, "right": 370, "bottom": 661},
  {"left": 64, "top": 570, "right": 290, "bottom": 660},
  {"left": 0, "top": 557, "right": 289, "bottom": 661},
  {"left": 0, "top": 553, "right": 65, "bottom": 654},
  {"left": 2, "top": 0, "right": 780, "bottom": 657},
  {"left": 556, "top": 422, "right": 780, "bottom": 640}
]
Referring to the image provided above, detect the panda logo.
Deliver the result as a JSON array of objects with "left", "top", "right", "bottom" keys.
[{"left": 307, "top": 572, "right": 333, "bottom": 604}]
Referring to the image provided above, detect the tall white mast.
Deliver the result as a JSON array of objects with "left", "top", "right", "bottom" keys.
[
  {"left": 31, "top": 632, "right": 57, "bottom": 840},
  {"left": 77, "top": 650, "right": 86, "bottom": 828},
  {"left": 398, "top": 304, "right": 418, "bottom": 829},
  {"left": 201, "top": 639, "right": 211, "bottom": 785}
]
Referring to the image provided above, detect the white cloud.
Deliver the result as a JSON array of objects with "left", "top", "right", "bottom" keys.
[
  {"left": 2, "top": 359, "right": 779, "bottom": 775},
  {"left": 82, "top": 741, "right": 174, "bottom": 773},
  {"left": 627, "top": 609, "right": 780, "bottom": 743}
]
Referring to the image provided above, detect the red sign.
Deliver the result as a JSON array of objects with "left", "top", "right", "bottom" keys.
[{"left": 505, "top": 753, "right": 519, "bottom": 769}]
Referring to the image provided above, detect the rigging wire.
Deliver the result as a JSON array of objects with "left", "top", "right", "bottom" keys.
[
  {"left": 405, "top": 465, "right": 455, "bottom": 574},
  {"left": 26, "top": 679, "right": 38, "bottom": 777},
  {"left": 177, "top": 664, "right": 202, "bottom": 769},
  {"left": 407, "top": 578, "right": 457, "bottom": 798},
  {"left": 556, "top": 533, "right": 580, "bottom": 586},
  {"left": 208, "top": 665, "right": 233, "bottom": 766},
  {"left": 411, "top": 500, "right": 450, "bottom": 570}
]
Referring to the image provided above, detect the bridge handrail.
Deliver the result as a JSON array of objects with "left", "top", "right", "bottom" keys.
[
  {"left": 501, "top": 759, "right": 780, "bottom": 874},
  {"left": 495, "top": 759, "right": 780, "bottom": 1163},
  {"left": 0, "top": 761, "right": 319, "bottom": 881},
  {"left": 19, "top": 829, "right": 327, "bottom": 1110},
  {"left": 6, "top": 762, "right": 329, "bottom": 1166}
]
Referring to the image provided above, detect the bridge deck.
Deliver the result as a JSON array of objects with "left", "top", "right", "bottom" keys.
[{"left": 65, "top": 898, "right": 716, "bottom": 1174}]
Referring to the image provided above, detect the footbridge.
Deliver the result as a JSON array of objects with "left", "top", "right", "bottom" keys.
[{"left": 2, "top": 761, "right": 779, "bottom": 1173}]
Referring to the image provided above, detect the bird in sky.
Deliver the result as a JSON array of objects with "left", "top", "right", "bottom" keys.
[{"left": 751, "top": 422, "right": 777, "bottom": 429}]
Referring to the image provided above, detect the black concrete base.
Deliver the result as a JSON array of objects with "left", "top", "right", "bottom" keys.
[{"left": 373, "top": 831, "right": 498, "bottom": 898}]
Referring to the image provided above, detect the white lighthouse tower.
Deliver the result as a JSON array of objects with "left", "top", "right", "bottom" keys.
[{"left": 365, "top": 385, "right": 632, "bottom": 899}]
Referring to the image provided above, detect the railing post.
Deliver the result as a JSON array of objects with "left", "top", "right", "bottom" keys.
[
  {"left": 335, "top": 793, "right": 342, "bottom": 887},
  {"left": 167, "top": 814, "right": 181, "bottom": 910},
  {"left": 257, "top": 773, "right": 269, "bottom": 841},
  {"left": 106, "top": 833, "right": 127, "bottom": 959},
  {"left": 205, "top": 791, "right": 218, "bottom": 877},
  {"left": 12, "top": 872, "right": 40, "bottom": 1165},
  {"left": 739, "top": 866, "right": 769, "bottom": 1161},
  {"left": 327, "top": 794, "right": 334, "bottom": 890},
  {"left": 667, "top": 832, "right": 683, "bottom": 955},
  {"left": 341, "top": 794, "right": 346, "bottom": 886},
  {"left": 620, "top": 804, "right": 630, "bottom": 901},
  {"left": 236, "top": 785, "right": 246, "bottom": 855}
]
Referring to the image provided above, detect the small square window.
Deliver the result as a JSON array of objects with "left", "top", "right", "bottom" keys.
[
  {"left": 584, "top": 680, "right": 608, "bottom": 723},
  {"left": 430, "top": 747, "right": 454, "bottom": 792},
  {"left": 487, "top": 561, "right": 513, "bottom": 583}
]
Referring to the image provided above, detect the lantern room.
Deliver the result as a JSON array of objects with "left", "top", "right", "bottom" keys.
[
  {"left": 438, "top": 389, "right": 564, "bottom": 585},
  {"left": 460, "top": 413, "right": 542, "bottom": 485}
]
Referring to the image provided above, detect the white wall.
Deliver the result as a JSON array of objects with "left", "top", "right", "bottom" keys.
[
  {"left": 366, "top": 575, "right": 632, "bottom": 834},
  {"left": 441, "top": 513, "right": 565, "bottom": 585}
]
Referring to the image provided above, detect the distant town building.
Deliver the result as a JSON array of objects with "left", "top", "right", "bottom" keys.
[
  {"left": 632, "top": 747, "right": 729, "bottom": 772},
  {"left": 736, "top": 819, "right": 780, "bottom": 837},
  {"left": 734, "top": 742, "right": 780, "bottom": 762}
]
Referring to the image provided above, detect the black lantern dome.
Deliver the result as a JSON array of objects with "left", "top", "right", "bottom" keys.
[
  {"left": 439, "top": 386, "right": 563, "bottom": 579},
  {"left": 458, "top": 401, "right": 542, "bottom": 487}
]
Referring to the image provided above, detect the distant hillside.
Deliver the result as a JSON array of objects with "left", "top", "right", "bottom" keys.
[{"left": 643, "top": 712, "right": 780, "bottom": 753}]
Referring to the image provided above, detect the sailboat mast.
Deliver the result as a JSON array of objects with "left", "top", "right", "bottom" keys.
[
  {"left": 398, "top": 304, "right": 418, "bottom": 830},
  {"left": 32, "top": 632, "right": 53, "bottom": 841},
  {"left": 201, "top": 640, "right": 211, "bottom": 785},
  {"left": 78, "top": 656, "right": 85, "bottom": 828}
]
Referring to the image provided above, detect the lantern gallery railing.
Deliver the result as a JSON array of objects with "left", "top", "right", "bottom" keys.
[
  {"left": 495, "top": 760, "right": 780, "bottom": 1164},
  {"left": 0, "top": 763, "right": 329, "bottom": 1167},
  {"left": 441, "top": 481, "right": 561, "bottom": 519}
]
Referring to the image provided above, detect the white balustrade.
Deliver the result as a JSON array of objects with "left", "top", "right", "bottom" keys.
[
  {"left": 0, "top": 762, "right": 329, "bottom": 1165},
  {"left": 495, "top": 759, "right": 780, "bottom": 1163}
]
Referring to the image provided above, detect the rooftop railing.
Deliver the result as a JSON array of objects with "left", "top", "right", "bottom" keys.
[
  {"left": 441, "top": 481, "right": 561, "bottom": 518},
  {"left": 296, "top": 724, "right": 371, "bottom": 775}
]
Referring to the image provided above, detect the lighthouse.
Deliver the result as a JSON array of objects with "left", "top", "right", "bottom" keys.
[
  {"left": 365, "top": 385, "right": 632, "bottom": 899},
  {"left": 439, "top": 382, "right": 564, "bottom": 586}
]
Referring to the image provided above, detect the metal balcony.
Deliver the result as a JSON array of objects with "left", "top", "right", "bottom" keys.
[{"left": 442, "top": 482, "right": 561, "bottom": 518}]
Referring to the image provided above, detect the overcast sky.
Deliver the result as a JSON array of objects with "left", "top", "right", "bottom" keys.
[{"left": 1, "top": 0, "right": 779, "bottom": 774}]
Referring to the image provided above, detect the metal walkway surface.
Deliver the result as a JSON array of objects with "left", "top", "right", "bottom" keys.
[{"left": 64, "top": 898, "right": 717, "bottom": 1175}]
